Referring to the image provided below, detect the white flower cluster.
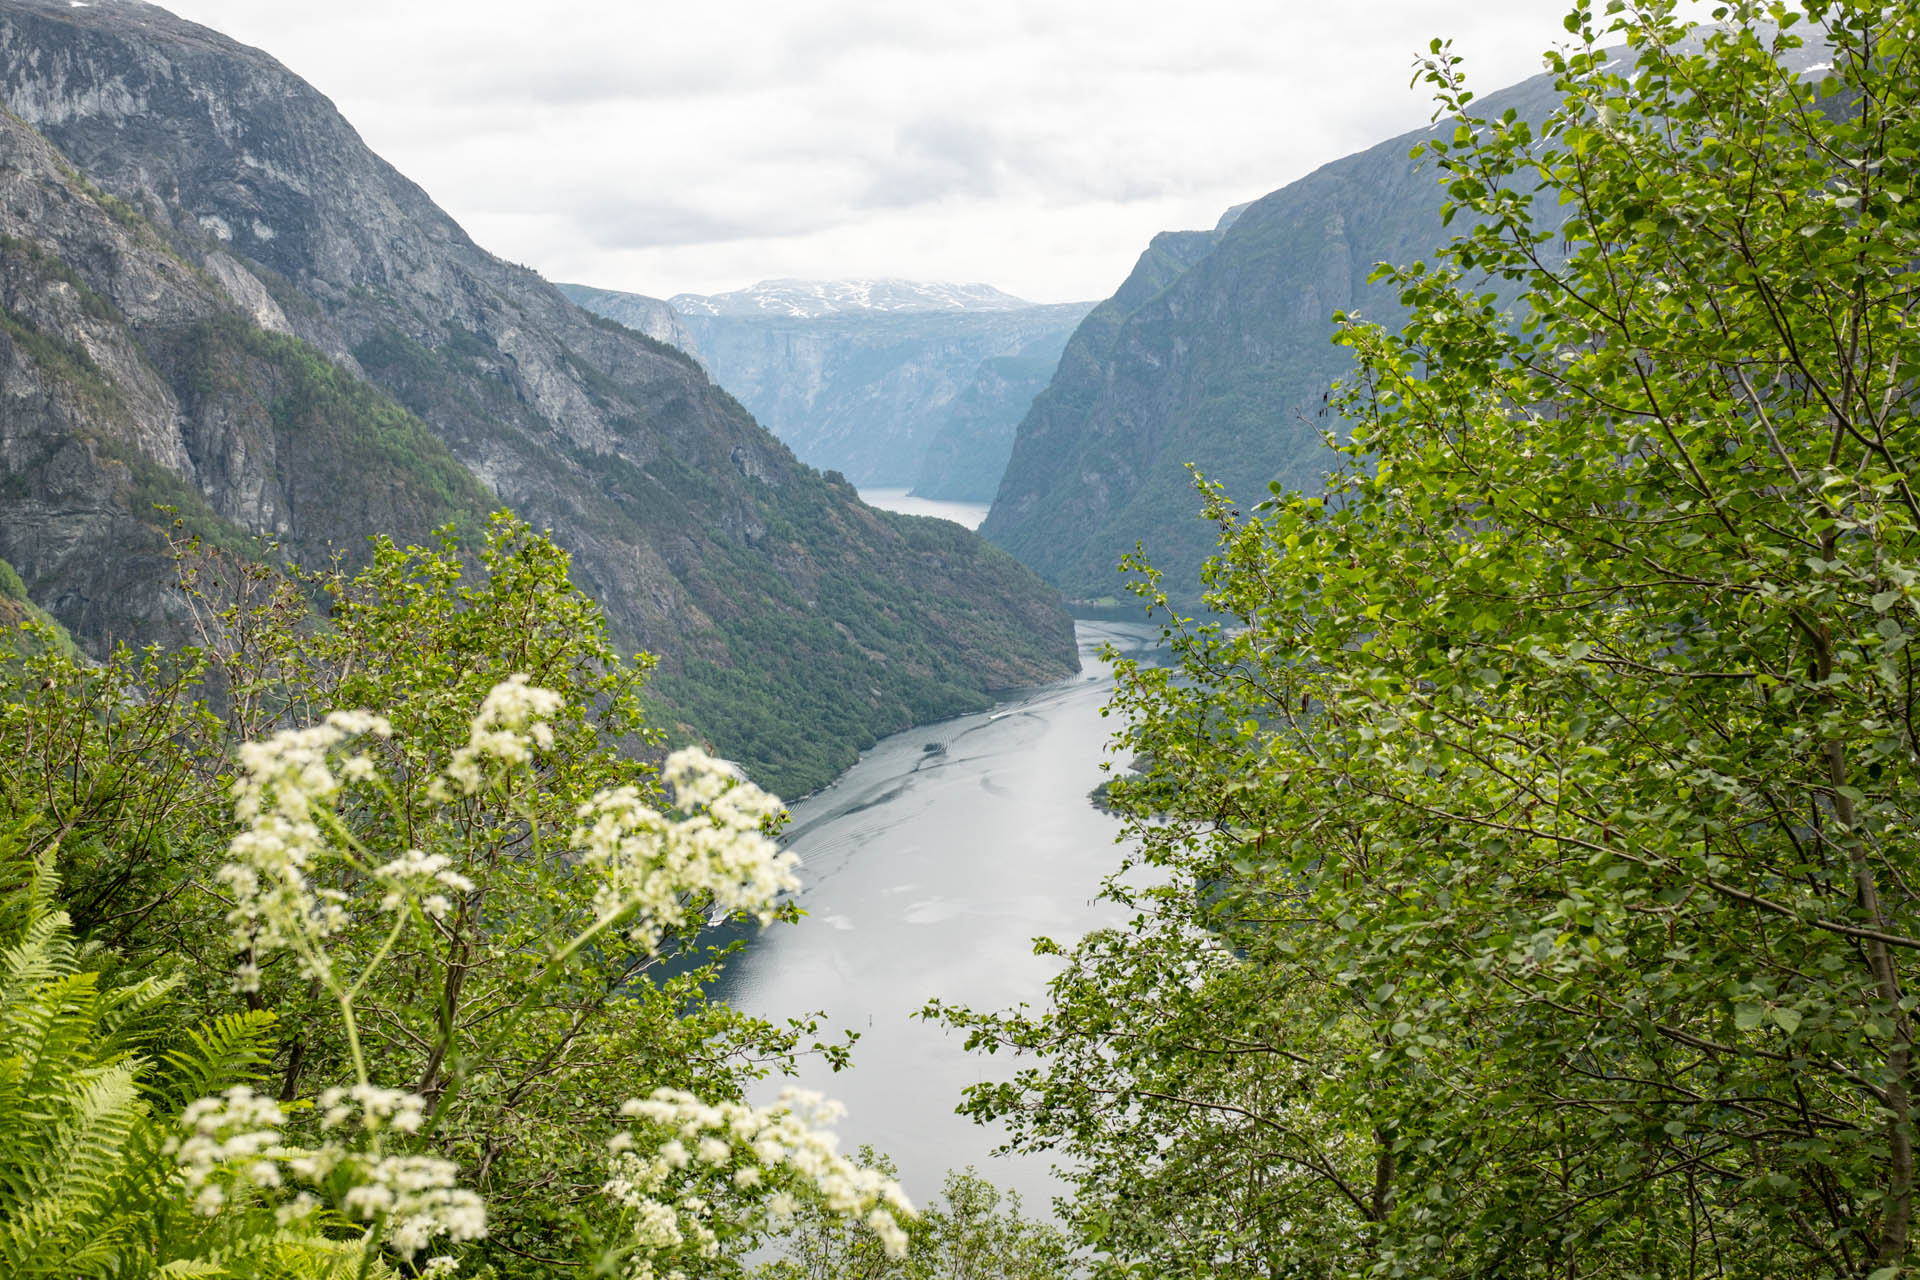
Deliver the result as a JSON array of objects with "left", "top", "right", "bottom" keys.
[
  {"left": 574, "top": 747, "right": 800, "bottom": 952},
  {"left": 217, "top": 684, "right": 793, "bottom": 989},
  {"left": 171, "top": 1084, "right": 486, "bottom": 1262},
  {"left": 174, "top": 1085, "right": 291, "bottom": 1215},
  {"left": 433, "top": 673, "right": 564, "bottom": 798},
  {"left": 339, "top": 1153, "right": 487, "bottom": 1257},
  {"left": 195, "top": 680, "right": 828, "bottom": 1274},
  {"left": 215, "top": 679, "right": 564, "bottom": 992},
  {"left": 373, "top": 848, "right": 474, "bottom": 919},
  {"left": 216, "top": 711, "right": 392, "bottom": 990},
  {"left": 603, "top": 1086, "right": 913, "bottom": 1278},
  {"left": 320, "top": 1083, "right": 430, "bottom": 1134}
]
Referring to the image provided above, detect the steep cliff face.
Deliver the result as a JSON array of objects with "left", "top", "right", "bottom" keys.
[
  {"left": 0, "top": 94, "right": 486, "bottom": 647},
  {"left": 551, "top": 284, "right": 698, "bottom": 353},
  {"left": 565, "top": 280, "right": 1093, "bottom": 502},
  {"left": 909, "top": 349, "right": 1062, "bottom": 501},
  {"left": 980, "top": 77, "right": 1569, "bottom": 605},
  {"left": 0, "top": 0, "right": 1077, "bottom": 795}
]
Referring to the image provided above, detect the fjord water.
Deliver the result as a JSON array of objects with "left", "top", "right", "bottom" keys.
[
  {"left": 857, "top": 487, "right": 992, "bottom": 530},
  {"left": 714, "top": 620, "right": 1163, "bottom": 1212}
]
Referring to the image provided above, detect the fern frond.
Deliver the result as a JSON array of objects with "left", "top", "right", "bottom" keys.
[
  {"left": 0, "top": 903, "right": 80, "bottom": 1005},
  {"left": 0, "top": 1061, "right": 146, "bottom": 1277},
  {"left": 92, "top": 968, "right": 186, "bottom": 1062},
  {"left": 0, "top": 821, "right": 61, "bottom": 940},
  {"left": 265, "top": 1234, "right": 404, "bottom": 1280},
  {"left": 0, "top": 835, "right": 375, "bottom": 1280},
  {"left": 150, "top": 1009, "right": 278, "bottom": 1113},
  {"left": 152, "top": 1212, "right": 404, "bottom": 1280}
]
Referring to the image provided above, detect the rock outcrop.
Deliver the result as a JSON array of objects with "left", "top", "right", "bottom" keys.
[
  {"left": 979, "top": 79, "right": 1569, "bottom": 605},
  {"left": 565, "top": 280, "right": 1092, "bottom": 501},
  {"left": 0, "top": 0, "right": 1077, "bottom": 795}
]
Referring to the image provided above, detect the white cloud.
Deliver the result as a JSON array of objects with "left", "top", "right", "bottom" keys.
[{"left": 158, "top": 0, "right": 1612, "bottom": 302}]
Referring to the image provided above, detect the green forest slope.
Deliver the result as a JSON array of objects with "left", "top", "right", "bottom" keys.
[{"left": 0, "top": 0, "right": 1077, "bottom": 795}]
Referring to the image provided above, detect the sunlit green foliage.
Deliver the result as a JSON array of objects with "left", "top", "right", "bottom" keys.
[
  {"left": 0, "top": 831, "right": 393, "bottom": 1278},
  {"left": 756, "top": 1152, "right": 1075, "bottom": 1280},
  {"left": 0, "top": 517, "right": 894, "bottom": 1275},
  {"left": 939, "top": 2, "right": 1920, "bottom": 1276}
]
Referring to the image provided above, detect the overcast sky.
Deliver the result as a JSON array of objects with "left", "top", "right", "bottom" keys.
[{"left": 160, "top": 1, "right": 1595, "bottom": 304}]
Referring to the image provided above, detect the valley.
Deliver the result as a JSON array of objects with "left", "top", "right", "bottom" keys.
[
  {"left": 0, "top": 3, "right": 1907, "bottom": 1279},
  {"left": 562, "top": 279, "right": 1092, "bottom": 503},
  {"left": 854, "top": 489, "right": 990, "bottom": 531},
  {"left": 0, "top": 0, "right": 1077, "bottom": 798},
  {"left": 716, "top": 620, "right": 1161, "bottom": 1211}
]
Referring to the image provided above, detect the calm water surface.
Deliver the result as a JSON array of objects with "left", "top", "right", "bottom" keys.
[
  {"left": 857, "top": 487, "right": 991, "bottom": 530},
  {"left": 715, "top": 620, "right": 1162, "bottom": 1212}
]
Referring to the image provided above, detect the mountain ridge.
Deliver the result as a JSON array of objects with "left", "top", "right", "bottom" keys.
[
  {"left": 980, "top": 71, "right": 1570, "bottom": 603},
  {"left": 982, "top": 37, "right": 1835, "bottom": 606},
  {"left": 670, "top": 278, "right": 1036, "bottom": 319},
  {"left": 0, "top": 0, "right": 1078, "bottom": 795},
  {"left": 564, "top": 281, "right": 1094, "bottom": 502}
]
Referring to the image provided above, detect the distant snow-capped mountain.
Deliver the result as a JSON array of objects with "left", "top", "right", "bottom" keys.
[
  {"left": 563, "top": 278, "right": 1092, "bottom": 500},
  {"left": 670, "top": 279, "right": 1035, "bottom": 319}
]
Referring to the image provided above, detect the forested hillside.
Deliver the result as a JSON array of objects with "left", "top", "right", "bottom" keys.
[
  {"left": 0, "top": 0, "right": 1076, "bottom": 796},
  {"left": 940, "top": 6, "right": 1920, "bottom": 1277}
]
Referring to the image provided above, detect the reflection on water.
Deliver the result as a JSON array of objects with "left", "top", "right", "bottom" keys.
[
  {"left": 856, "top": 487, "right": 992, "bottom": 530},
  {"left": 715, "top": 620, "right": 1163, "bottom": 1213}
]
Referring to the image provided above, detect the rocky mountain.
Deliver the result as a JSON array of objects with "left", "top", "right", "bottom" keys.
[
  {"left": 980, "top": 81, "right": 1575, "bottom": 606},
  {"left": 907, "top": 349, "right": 1064, "bottom": 502},
  {"left": 671, "top": 279, "right": 1035, "bottom": 319},
  {"left": 0, "top": 0, "right": 1077, "bottom": 796},
  {"left": 982, "top": 41, "right": 1836, "bottom": 608},
  {"left": 562, "top": 280, "right": 1093, "bottom": 502},
  {"left": 552, "top": 283, "right": 698, "bottom": 351}
]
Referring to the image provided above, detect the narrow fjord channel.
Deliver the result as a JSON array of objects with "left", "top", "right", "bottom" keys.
[{"left": 711, "top": 619, "right": 1163, "bottom": 1214}]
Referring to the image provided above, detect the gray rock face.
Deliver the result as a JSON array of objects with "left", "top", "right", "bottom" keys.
[
  {"left": 909, "top": 349, "right": 1064, "bottom": 502},
  {"left": 566, "top": 280, "right": 1093, "bottom": 501},
  {"left": 980, "top": 72, "right": 1570, "bottom": 605},
  {"left": 672, "top": 279, "right": 1035, "bottom": 318},
  {"left": 0, "top": 94, "right": 458, "bottom": 648},
  {"left": 553, "top": 283, "right": 697, "bottom": 352},
  {"left": 981, "top": 38, "right": 1837, "bottom": 607},
  {"left": 0, "top": 0, "right": 1077, "bottom": 794}
]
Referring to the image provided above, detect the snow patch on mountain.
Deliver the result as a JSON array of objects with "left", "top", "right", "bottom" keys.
[{"left": 671, "top": 278, "right": 1034, "bottom": 319}]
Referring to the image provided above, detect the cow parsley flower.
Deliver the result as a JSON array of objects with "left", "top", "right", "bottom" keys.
[
  {"left": 342, "top": 1154, "right": 487, "bottom": 1257},
  {"left": 373, "top": 848, "right": 475, "bottom": 914},
  {"left": 171, "top": 1086, "right": 290, "bottom": 1212},
  {"left": 435, "top": 674, "right": 564, "bottom": 797},
  {"left": 604, "top": 1086, "right": 913, "bottom": 1267},
  {"left": 215, "top": 711, "right": 391, "bottom": 989},
  {"left": 320, "top": 1083, "right": 431, "bottom": 1134},
  {"left": 174, "top": 1082, "right": 485, "bottom": 1260},
  {"left": 574, "top": 748, "right": 798, "bottom": 951}
]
